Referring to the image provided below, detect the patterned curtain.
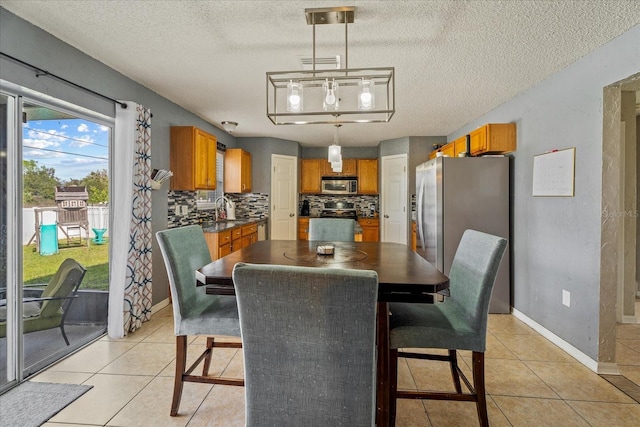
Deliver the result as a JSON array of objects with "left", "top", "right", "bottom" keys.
[{"left": 108, "top": 102, "right": 152, "bottom": 338}]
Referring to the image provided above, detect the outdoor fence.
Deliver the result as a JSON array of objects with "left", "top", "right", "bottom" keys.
[{"left": 22, "top": 206, "right": 110, "bottom": 245}]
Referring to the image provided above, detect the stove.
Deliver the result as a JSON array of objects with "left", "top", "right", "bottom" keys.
[{"left": 320, "top": 201, "right": 358, "bottom": 219}]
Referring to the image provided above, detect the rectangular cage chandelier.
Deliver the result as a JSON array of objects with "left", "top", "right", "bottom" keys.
[{"left": 266, "top": 6, "right": 395, "bottom": 125}]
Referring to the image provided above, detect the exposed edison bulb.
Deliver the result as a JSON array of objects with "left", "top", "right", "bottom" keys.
[
  {"left": 287, "top": 81, "right": 303, "bottom": 112},
  {"left": 323, "top": 79, "right": 339, "bottom": 111},
  {"left": 358, "top": 79, "right": 375, "bottom": 110}
]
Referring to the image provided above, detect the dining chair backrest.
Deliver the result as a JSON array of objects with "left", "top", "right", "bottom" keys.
[
  {"left": 232, "top": 262, "right": 378, "bottom": 427},
  {"left": 156, "top": 225, "right": 218, "bottom": 334},
  {"left": 445, "top": 229, "right": 507, "bottom": 346},
  {"left": 308, "top": 218, "right": 355, "bottom": 241}
]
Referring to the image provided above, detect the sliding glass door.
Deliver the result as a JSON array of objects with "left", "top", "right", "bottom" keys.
[{"left": 0, "top": 83, "right": 112, "bottom": 391}]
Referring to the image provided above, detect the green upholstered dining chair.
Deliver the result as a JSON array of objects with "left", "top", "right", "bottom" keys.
[
  {"left": 156, "top": 225, "right": 243, "bottom": 417},
  {"left": 308, "top": 218, "right": 355, "bottom": 241},
  {"left": 232, "top": 262, "right": 378, "bottom": 427},
  {"left": 0, "top": 258, "right": 86, "bottom": 345},
  {"left": 388, "top": 229, "right": 507, "bottom": 427}
]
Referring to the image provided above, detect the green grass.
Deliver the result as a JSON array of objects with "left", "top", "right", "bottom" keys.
[{"left": 23, "top": 239, "right": 109, "bottom": 290}]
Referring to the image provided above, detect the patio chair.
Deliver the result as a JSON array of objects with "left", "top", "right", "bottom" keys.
[
  {"left": 0, "top": 258, "right": 86, "bottom": 345},
  {"left": 308, "top": 218, "right": 355, "bottom": 241},
  {"left": 156, "top": 225, "right": 243, "bottom": 417},
  {"left": 388, "top": 229, "right": 507, "bottom": 427},
  {"left": 232, "top": 262, "right": 378, "bottom": 426}
]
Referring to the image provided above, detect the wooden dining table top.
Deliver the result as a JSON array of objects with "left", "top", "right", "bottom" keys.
[{"left": 196, "top": 240, "right": 449, "bottom": 302}]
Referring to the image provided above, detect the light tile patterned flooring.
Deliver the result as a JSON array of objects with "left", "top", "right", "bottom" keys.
[{"left": 31, "top": 302, "right": 640, "bottom": 427}]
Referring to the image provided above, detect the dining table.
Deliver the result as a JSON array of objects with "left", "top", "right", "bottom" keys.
[{"left": 195, "top": 239, "right": 449, "bottom": 426}]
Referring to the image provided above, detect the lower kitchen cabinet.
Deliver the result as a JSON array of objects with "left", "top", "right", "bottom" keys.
[
  {"left": 358, "top": 218, "right": 379, "bottom": 242},
  {"left": 204, "top": 221, "right": 259, "bottom": 260},
  {"left": 298, "top": 218, "right": 310, "bottom": 240}
]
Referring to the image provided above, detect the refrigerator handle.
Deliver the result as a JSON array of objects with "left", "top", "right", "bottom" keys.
[{"left": 417, "top": 175, "right": 426, "bottom": 252}]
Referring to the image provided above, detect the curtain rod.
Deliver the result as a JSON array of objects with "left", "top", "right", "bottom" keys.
[{"left": 1, "top": 51, "right": 128, "bottom": 109}]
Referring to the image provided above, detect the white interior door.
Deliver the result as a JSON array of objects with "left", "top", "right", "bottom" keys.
[
  {"left": 270, "top": 154, "right": 297, "bottom": 240},
  {"left": 381, "top": 154, "right": 408, "bottom": 244}
]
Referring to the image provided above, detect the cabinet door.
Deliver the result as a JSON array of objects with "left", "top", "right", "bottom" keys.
[
  {"left": 298, "top": 218, "right": 309, "bottom": 240},
  {"left": 441, "top": 143, "right": 455, "bottom": 157},
  {"left": 358, "top": 219, "right": 379, "bottom": 242},
  {"left": 241, "top": 150, "right": 252, "bottom": 192},
  {"left": 454, "top": 136, "right": 468, "bottom": 156},
  {"left": 225, "top": 148, "right": 252, "bottom": 193},
  {"left": 194, "top": 129, "right": 216, "bottom": 189},
  {"left": 357, "top": 159, "right": 378, "bottom": 194},
  {"left": 469, "top": 127, "right": 487, "bottom": 156},
  {"left": 323, "top": 158, "right": 356, "bottom": 176},
  {"left": 301, "top": 159, "right": 322, "bottom": 193}
]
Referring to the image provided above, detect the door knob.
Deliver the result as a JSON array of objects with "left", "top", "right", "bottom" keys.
[
  {"left": 384, "top": 214, "right": 389, "bottom": 218},
  {"left": 289, "top": 213, "right": 295, "bottom": 217}
]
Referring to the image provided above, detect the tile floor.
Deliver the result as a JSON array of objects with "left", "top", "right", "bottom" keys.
[{"left": 30, "top": 302, "right": 640, "bottom": 427}]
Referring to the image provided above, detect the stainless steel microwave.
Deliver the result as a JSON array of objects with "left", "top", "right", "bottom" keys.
[{"left": 321, "top": 177, "right": 358, "bottom": 194}]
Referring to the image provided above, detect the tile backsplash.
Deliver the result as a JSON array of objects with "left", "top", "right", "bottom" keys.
[
  {"left": 168, "top": 191, "right": 269, "bottom": 228},
  {"left": 298, "top": 194, "right": 379, "bottom": 217}
]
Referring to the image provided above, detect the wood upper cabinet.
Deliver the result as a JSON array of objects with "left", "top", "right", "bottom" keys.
[
  {"left": 453, "top": 135, "right": 469, "bottom": 156},
  {"left": 300, "top": 159, "right": 323, "bottom": 194},
  {"left": 170, "top": 126, "right": 217, "bottom": 190},
  {"left": 468, "top": 123, "right": 516, "bottom": 156},
  {"left": 322, "top": 158, "right": 357, "bottom": 177},
  {"left": 357, "top": 159, "right": 378, "bottom": 194},
  {"left": 224, "top": 148, "right": 252, "bottom": 193},
  {"left": 358, "top": 218, "right": 379, "bottom": 242}
]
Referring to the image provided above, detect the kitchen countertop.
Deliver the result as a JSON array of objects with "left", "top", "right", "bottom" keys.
[{"left": 201, "top": 218, "right": 265, "bottom": 233}]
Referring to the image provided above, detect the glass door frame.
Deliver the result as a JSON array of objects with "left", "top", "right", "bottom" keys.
[{"left": 0, "top": 79, "right": 114, "bottom": 392}]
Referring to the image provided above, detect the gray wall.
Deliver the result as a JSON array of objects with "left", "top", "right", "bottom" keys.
[
  {"left": 0, "top": 8, "right": 235, "bottom": 304},
  {"left": 236, "top": 137, "right": 300, "bottom": 194},
  {"left": 301, "top": 146, "right": 379, "bottom": 159},
  {"left": 449, "top": 24, "right": 640, "bottom": 361}
]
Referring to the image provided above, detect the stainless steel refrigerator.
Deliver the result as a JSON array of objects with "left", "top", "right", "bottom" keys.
[{"left": 416, "top": 156, "right": 510, "bottom": 313}]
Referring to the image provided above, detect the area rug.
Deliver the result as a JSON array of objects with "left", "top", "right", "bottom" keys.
[{"left": 0, "top": 381, "right": 92, "bottom": 426}]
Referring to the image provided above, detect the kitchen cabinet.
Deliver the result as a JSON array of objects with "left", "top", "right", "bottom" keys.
[
  {"left": 298, "top": 217, "right": 310, "bottom": 240},
  {"left": 300, "top": 159, "right": 324, "bottom": 193},
  {"left": 411, "top": 221, "right": 417, "bottom": 251},
  {"left": 204, "top": 221, "right": 261, "bottom": 260},
  {"left": 241, "top": 223, "right": 258, "bottom": 247},
  {"left": 224, "top": 148, "right": 252, "bottom": 193},
  {"left": 358, "top": 218, "right": 379, "bottom": 242},
  {"left": 357, "top": 159, "right": 378, "bottom": 194},
  {"left": 170, "top": 126, "right": 217, "bottom": 190},
  {"left": 429, "top": 142, "right": 454, "bottom": 160},
  {"left": 469, "top": 123, "right": 516, "bottom": 156},
  {"left": 230, "top": 228, "right": 242, "bottom": 253},
  {"left": 204, "top": 229, "right": 232, "bottom": 260},
  {"left": 453, "top": 135, "right": 469, "bottom": 156},
  {"left": 323, "top": 158, "right": 357, "bottom": 177}
]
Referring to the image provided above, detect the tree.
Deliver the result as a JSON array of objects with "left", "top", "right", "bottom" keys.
[
  {"left": 80, "top": 169, "right": 109, "bottom": 204},
  {"left": 23, "top": 160, "right": 60, "bottom": 206}
]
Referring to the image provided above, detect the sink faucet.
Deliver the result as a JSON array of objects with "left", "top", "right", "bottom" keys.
[{"left": 214, "top": 196, "right": 231, "bottom": 221}]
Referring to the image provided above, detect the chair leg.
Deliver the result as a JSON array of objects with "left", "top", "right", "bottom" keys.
[
  {"left": 389, "top": 349, "right": 399, "bottom": 427},
  {"left": 60, "top": 323, "right": 70, "bottom": 346},
  {"left": 203, "top": 337, "right": 214, "bottom": 376},
  {"left": 448, "top": 349, "right": 462, "bottom": 393},
  {"left": 472, "top": 351, "right": 489, "bottom": 427},
  {"left": 171, "top": 335, "right": 188, "bottom": 416}
]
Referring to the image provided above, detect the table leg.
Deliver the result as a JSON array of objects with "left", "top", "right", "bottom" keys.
[{"left": 377, "top": 301, "right": 390, "bottom": 426}]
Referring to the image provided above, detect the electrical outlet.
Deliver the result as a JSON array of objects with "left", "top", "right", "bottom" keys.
[
  {"left": 562, "top": 290, "right": 570, "bottom": 307},
  {"left": 181, "top": 205, "right": 189, "bottom": 215},
  {"left": 174, "top": 205, "right": 180, "bottom": 216}
]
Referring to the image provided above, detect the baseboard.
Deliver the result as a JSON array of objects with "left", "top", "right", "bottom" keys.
[
  {"left": 151, "top": 298, "right": 170, "bottom": 314},
  {"left": 512, "top": 308, "right": 620, "bottom": 375},
  {"left": 621, "top": 315, "right": 640, "bottom": 324}
]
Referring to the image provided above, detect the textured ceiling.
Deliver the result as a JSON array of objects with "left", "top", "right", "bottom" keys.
[{"left": 2, "top": 1, "right": 639, "bottom": 147}]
